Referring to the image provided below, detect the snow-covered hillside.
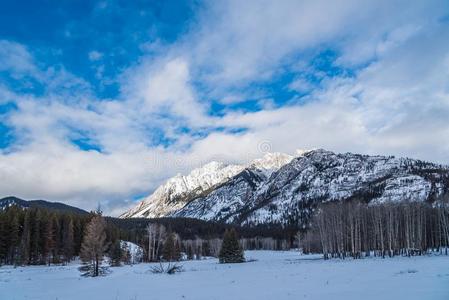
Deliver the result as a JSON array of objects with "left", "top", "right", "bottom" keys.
[
  {"left": 1, "top": 251, "right": 448, "bottom": 300},
  {"left": 120, "top": 152, "right": 293, "bottom": 218},
  {"left": 121, "top": 150, "right": 449, "bottom": 225},
  {"left": 120, "top": 241, "right": 143, "bottom": 264},
  {"left": 120, "top": 161, "right": 245, "bottom": 218}
]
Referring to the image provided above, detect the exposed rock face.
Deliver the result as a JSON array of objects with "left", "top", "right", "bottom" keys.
[{"left": 121, "top": 150, "right": 449, "bottom": 225}]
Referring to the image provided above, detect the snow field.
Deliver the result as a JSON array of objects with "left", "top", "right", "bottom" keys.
[{"left": 1, "top": 250, "right": 448, "bottom": 300}]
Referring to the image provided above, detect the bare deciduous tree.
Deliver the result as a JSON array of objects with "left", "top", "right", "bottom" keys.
[
  {"left": 80, "top": 215, "right": 109, "bottom": 277},
  {"left": 303, "top": 198, "right": 449, "bottom": 259}
]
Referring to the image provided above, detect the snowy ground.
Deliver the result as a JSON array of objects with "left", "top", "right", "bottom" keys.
[{"left": 1, "top": 251, "right": 449, "bottom": 300}]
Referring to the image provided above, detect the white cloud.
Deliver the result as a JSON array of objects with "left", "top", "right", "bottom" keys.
[
  {"left": 211, "top": 21, "right": 449, "bottom": 162},
  {"left": 1, "top": 1, "right": 449, "bottom": 215},
  {"left": 288, "top": 78, "right": 313, "bottom": 93},
  {"left": 219, "top": 95, "right": 245, "bottom": 105},
  {"left": 0, "top": 40, "right": 40, "bottom": 78},
  {"left": 88, "top": 50, "right": 103, "bottom": 61},
  {"left": 186, "top": 0, "right": 447, "bottom": 86}
]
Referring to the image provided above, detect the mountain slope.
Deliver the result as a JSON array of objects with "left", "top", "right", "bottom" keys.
[
  {"left": 121, "top": 150, "right": 449, "bottom": 225},
  {"left": 0, "top": 196, "right": 89, "bottom": 215},
  {"left": 120, "top": 153, "right": 294, "bottom": 218},
  {"left": 235, "top": 150, "right": 448, "bottom": 225},
  {"left": 120, "top": 161, "right": 246, "bottom": 218}
]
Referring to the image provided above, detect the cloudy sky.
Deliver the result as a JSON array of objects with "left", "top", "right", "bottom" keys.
[{"left": 1, "top": 0, "right": 449, "bottom": 215}]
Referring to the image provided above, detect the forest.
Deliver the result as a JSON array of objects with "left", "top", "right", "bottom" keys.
[
  {"left": 1, "top": 196, "right": 449, "bottom": 267},
  {"left": 0, "top": 205, "right": 293, "bottom": 266},
  {"left": 301, "top": 198, "right": 449, "bottom": 258},
  {"left": 0, "top": 206, "right": 100, "bottom": 266}
]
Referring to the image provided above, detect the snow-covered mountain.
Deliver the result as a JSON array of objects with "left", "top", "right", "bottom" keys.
[
  {"left": 120, "top": 161, "right": 244, "bottom": 218},
  {"left": 120, "top": 150, "right": 449, "bottom": 225},
  {"left": 120, "top": 153, "right": 293, "bottom": 218}
]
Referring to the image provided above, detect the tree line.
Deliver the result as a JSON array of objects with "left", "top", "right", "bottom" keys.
[
  {"left": 108, "top": 216, "right": 295, "bottom": 247},
  {"left": 4, "top": 197, "right": 447, "bottom": 270},
  {"left": 0, "top": 204, "right": 294, "bottom": 268},
  {"left": 0, "top": 206, "right": 124, "bottom": 266},
  {"left": 143, "top": 222, "right": 292, "bottom": 262},
  {"left": 79, "top": 215, "right": 246, "bottom": 276},
  {"left": 300, "top": 198, "right": 449, "bottom": 259}
]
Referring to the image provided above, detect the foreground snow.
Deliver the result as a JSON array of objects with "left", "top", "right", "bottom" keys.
[{"left": 1, "top": 251, "right": 449, "bottom": 300}]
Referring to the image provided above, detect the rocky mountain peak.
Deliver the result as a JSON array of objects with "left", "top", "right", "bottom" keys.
[{"left": 121, "top": 149, "right": 449, "bottom": 224}]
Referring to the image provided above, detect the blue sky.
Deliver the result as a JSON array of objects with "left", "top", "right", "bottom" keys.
[
  {"left": 0, "top": 1, "right": 197, "bottom": 98},
  {"left": 1, "top": 0, "right": 449, "bottom": 214}
]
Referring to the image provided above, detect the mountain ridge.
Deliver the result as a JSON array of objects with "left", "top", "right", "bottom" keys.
[
  {"left": 0, "top": 196, "right": 89, "bottom": 215},
  {"left": 121, "top": 149, "right": 449, "bottom": 225},
  {"left": 120, "top": 152, "right": 294, "bottom": 218}
]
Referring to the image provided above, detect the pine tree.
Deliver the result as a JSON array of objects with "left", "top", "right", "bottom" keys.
[
  {"left": 109, "top": 240, "right": 123, "bottom": 266},
  {"left": 174, "top": 238, "right": 181, "bottom": 261},
  {"left": 39, "top": 211, "right": 50, "bottom": 264},
  {"left": 9, "top": 211, "right": 20, "bottom": 265},
  {"left": 121, "top": 243, "right": 131, "bottom": 265},
  {"left": 219, "top": 228, "right": 245, "bottom": 263},
  {"left": 186, "top": 244, "right": 194, "bottom": 260},
  {"left": 73, "top": 218, "right": 83, "bottom": 254},
  {"left": 31, "top": 210, "right": 42, "bottom": 264},
  {"left": 202, "top": 240, "right": 211, "bottom": 257},
  {"left": 162, "top": 232, "right": 181, "bottom": 262},
  {"left": 19, "top": 210, "right": 31, "bottom": 265},
  {"left": 0, "top": 212, "right": 8, "bottom": 264},
  {"left": 51, "top": 214, "right": 61, "bottom": 264},
  {"left": 43, "top": 215, "right": 56, "bottom": 265},
  {"left": 62, "top": 216, "right": 74, "bottom": 263},
  {"left": 80, "top": 214, "right": 109, "bottom": 276}
]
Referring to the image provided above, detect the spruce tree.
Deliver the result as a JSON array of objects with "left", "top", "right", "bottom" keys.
[
  {"left": 219, "top": 228, "right": 245, "bottom": 263},
  {"left": 51, "top": 214, "right": 61, "bottom": 264},
  {"left": 9, "top": 212, "right": 20, "bottom": 265},
  {"left": 174, "top": 238, "right": 181, "bottom": 261},
  {"left": 202, "top": 240, "right": 211, "bottom": 257},
  {"left": 31, "top": 210, "right": 42, "bottom": 264},
  {"left": 162, "top": 232, "right": 181, "bottom": 261},
  {"left": 0, "top": 212, "right": 8, "bottom": 264},
  {"left": 19, "top": 210, "right": 31, "bottom": 265},
  {"left": 109, "top": 240, "right": 123, "bottom": 267},
  {"left": 62, "top": 216, "right": 74, "bottom": 263},
  {"left": 186, "top": 244, "right": 193, "bottom": 260},
  {"left": 121, "top": 243, "right": 131, "bottom": 265},
  {"left": 38, "top": 211, "right": 49, "bottom": 264},
  {"left": 73, "top": 218, "right": 83, "bottom": 254},
  {"left": 44, "top": 215, "right": 55, "bottom": 265}
]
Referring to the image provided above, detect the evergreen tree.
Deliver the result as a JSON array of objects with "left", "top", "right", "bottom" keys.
[
  {"left": 109, "top": 240, "right": 123, "bottom": 267},
  {"left": 62, "top": 216, "right": 74, "bottom": 263},
  {"left": 19, "top": 210, "right": 31, "bottom": 265},
  {"left": 0, "top": 214, "right": 8, "bottom": 266},
  {"left": 202, "top": 240, "right": 211, "bottom": 257},
  {"left": 186, "top": 244, "right": 194, "bottom": 260},
  {"left": 0, "top": 213, "right": 8, "bottom": 264},
  {"left": 162, "top": 232, "right": 181, "bottom": 261},
  {"left": 174, "top": 238, "right": 181, "bottom": 261},
  {"left": 9, "top": 212, "right": 20, "bottom": 265},
  {"left": 51, "top": 214, "right": 61, "bottom": 264},
  {"left": 31, "top": 210, "right": 42, "bottom": 264},
  {"left": 43, "top": 214, "right": 56, "bottom": 265},
  {"left": 73, "top": 218, "right": 83, "bottom": 254},
  {"left": 36, "top": 211, "right": 48, "bottom": 265},
  {"left": 80, "top": 214, "right": 109, "bottom": 276},
  {"left": 121, "top": 243, "right": 131, "bottom": 265},
  {"left": 219, "top": 228, "right": 245, "bottom": 263}
]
